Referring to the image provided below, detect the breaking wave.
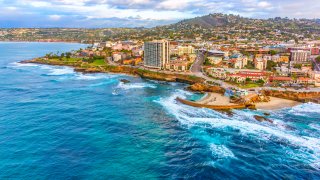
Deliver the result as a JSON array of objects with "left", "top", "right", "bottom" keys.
[
  {"left": 75, "top": 73, "right": 112, "bottom": 80},
  {"left": 289, "top": 103, "right": 320, "bottom": 116},
  {"left": 155, "top": 90, "right": 320, "bottom": 169},
  {"left": 8, "top": 62, "right": 40, "bottom": 68},
  {"left": 47, "top": 67, "right": 74, "bottom": 76},
  {"left": 116, "top": 82, "right": 157, "bottom": 90}
]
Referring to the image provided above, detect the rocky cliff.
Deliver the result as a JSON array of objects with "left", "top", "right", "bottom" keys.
[
  {"left": 261, "top": 90, "right": 320, "bottom": 102},
  {"left": 188, "top": 83, "right": 225, "bottom": 93}
]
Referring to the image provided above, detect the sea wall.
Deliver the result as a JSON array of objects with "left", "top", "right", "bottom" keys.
[{"left": 176, "top": 97, "right": 254, "bottom": 110}]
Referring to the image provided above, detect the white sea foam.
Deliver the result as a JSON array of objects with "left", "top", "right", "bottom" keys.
[
  {"left": 289, "top": 103, "right": 320, "bottom": 116},
  {"left": 155, "top": 90, "right": 320, "bottom": 167},
  {"left": 75, "top": 73, "right": 109, "bottom": 80},
  {"left": 47, "top": 67, "right": 74, "bottom": 76},
  {"left": 9, "top": 62, "right": 39, "bottom": 68},
  {"left": 112, "top": 89, "right": 119, "bottom": 96},
  {"left": 210, "top": 143, "right": 235, "bottom": 159},
  {"left": 117, "top": 82, "right": 157, "bottom": 90},
  {"left": 309, "top": 123, "right": 320, "bottom": 132}
]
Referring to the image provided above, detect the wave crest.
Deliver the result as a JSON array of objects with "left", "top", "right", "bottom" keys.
[{"left": 116, "top": 82, "right": 157, "bottom": 90}]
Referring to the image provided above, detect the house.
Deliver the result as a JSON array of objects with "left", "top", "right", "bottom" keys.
[
  {"left": 297, "top": 77, "right": 314, "bottom": 85},
  {"left": 254, "top": 56, "right": 267, "bottom": 70},
  {"left": 112, "top": 53, "right": 122, "bottom": 62},
  {"left": 269, "top": 76, "right": 294, "bottom": 83},
  {"left": 207, "top": 68, "right": 228, "bottom": 79},
  {"left": 208, "top": 56, "right": 223, "bottom": 65},
  {"left": 227, "top": 71, "right": 268, "bottom": 83},
  {"left": 165, "top": 61, "right": 189, "bottom": 72}
]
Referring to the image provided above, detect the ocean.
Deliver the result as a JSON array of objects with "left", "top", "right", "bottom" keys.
[{"left": 0, "top": 42, "right": 319, "bottom": 179}]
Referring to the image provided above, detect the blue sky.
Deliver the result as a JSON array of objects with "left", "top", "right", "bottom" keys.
[{"left": 1, "top": 0, "right": 320, "bottom": 28}]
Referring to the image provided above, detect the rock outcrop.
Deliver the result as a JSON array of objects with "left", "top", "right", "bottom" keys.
[
  {"left": 188, "top": 83, "right": 225, "bottom": 93},
  {"left": 261, "top": 90, "right": 320, "bottom": 103},
  {"left": 254, "top": 115, "right": 273, "bottom": 123}
]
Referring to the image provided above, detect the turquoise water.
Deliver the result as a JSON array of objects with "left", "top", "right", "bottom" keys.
[{"left": 0, "top": 42, "right": 320, "bottom": 179}]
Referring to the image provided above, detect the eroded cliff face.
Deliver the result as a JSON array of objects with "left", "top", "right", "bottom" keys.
[
  {"left": 261, "top": 90, "right": 320, "bottom": 102},
  {"left": 188, "top": 83, "right": 225, "bottom": 93}
]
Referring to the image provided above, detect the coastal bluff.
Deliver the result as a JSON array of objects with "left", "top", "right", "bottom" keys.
[
  {"left": 22, "top": 58, "right": 205, "bottom": 84},
  {"left": 188, "top": 83, "right": 225, "bottom": 93},
  {"left": 261, "top": 90, "right": 320, "bottom": 103}
]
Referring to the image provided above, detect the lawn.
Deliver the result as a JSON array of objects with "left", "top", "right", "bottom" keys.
[
  {"left": 91, "top": 59, "right": 106, "bottom": 66},
  {"left": 239, "top": 83, "right": 262, "bottom": 89}
]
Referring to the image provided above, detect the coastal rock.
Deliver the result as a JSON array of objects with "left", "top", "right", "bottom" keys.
[
  {"left": 120, "top": 79, "right": 130, "bottom": 84},
  {"left": 263, "top": 112, "right": 271, "bottom": 116},
  {"left": 188, "top": 83, "right": 225, "bottom": 93},
  {"left": 261, "top": 90, "right": 320, "bottom": 103},
  {"left": 254, "top": 115, "right": 273, "bottom": 123}
]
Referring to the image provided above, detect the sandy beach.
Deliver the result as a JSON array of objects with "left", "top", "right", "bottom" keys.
[
  {"left": 197, "top": 93, "right": 301, "bottom": 110},
  {"left": 198, "top": 93, "right": 236, "bottom": 106},
  {"left": 255, "top": 97, "right": 301, "bottom": 110}
]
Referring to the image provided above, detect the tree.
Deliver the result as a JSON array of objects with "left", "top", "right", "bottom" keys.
[
  {"left": 293, "top": 64, "right": 302, "bottom": 69},
  {"left": 66, "top": 52, "right": 71, "bottom": 59},
  {"left": 204, "top": 58, "right": 211, "bottom": 66},
  {"left": 257, "top": 79, "right": 265, "bottom": 84},
  {"left": 60, "top": 53, "right": 65, "bottom": 58},
  {"left": 266, "top": 60, "right": 277, "bottom": 71},
  {"left": 245, "top": 78, "right": 252, "bottom": 82},
  {"left": 270, "top": 50, "right": 278, "bottom": 55},
  {"left": 316, "top": 56, "right": 320, "bottom": 63},
  {"left": 244, "top": 61, "right": 255, "bottom": 69}
]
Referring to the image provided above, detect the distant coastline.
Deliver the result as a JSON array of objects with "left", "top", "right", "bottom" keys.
[{"left": 0, "top": 40, "right": 85, "bottom": 44}]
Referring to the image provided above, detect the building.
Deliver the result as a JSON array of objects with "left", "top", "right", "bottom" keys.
[
  {"left": 311, "top": 71, "right": 320, "bottom": 87},
  {"left": 208, "top": 56, "right": 223, "bottom": 65},
  {"left": 279, "top": 56, "right": 290, "bottom": 63},
  {"left": 234, "top": 57, "right": 248, "bottom": 69},
  {"left": 255, "top": 58, "right": 267, "bottom": 70},
  {"left": 178, "top": 45, "right": 195, "bottom": 56},
  {"left": 165, "top": 61, "right": 189, "bottom": 71},
  {"left": 207, "top": 68, "right": 228, "bottom": 79},
  {"left": 290, "top": 50, "right": 310, "bottom": 62},
  {"left": 311, "top": 47, "right": 319, "bottom": 55},
  {"left": 228, "top": 71, "right": 268, "bottom": 83},
  {"left": 144, "top": 40, "right": 169, "bottom": 69},
  {"left": 112, "top": 53, "right": 122, "bottom": 62}
]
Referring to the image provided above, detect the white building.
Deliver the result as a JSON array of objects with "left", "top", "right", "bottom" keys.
[
  {"left": 112, "top": 53, "right": 122, "bottom": 62},
  {"left": 178, "top": 45, "right": 195, "bottom": 56},
  {"left": 144, "top": 40, "right": 169, "bottom": 69},
  {"left": 290, "top": 50, "right": 310, "bottom": 62},
  {"left": 255, "top": 58, "right": 267, "bottom": 70}
]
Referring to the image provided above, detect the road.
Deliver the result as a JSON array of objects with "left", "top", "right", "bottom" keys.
[
  {"left": 311, "top": 55, "right": 320, "bottom": 71},
  {"left": 190, "top": 53, "right": 205, "bottom": 73},
  {"left": 190, "top": 52, "right": 237, "bottom": 89}
]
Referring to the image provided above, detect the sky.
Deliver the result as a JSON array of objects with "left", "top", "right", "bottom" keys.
[{"left": 0, "top": 0, "right": 320, "bottom": 28}]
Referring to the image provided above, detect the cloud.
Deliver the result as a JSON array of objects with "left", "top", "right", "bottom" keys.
[
  {"left": 257, "top": 1, "right": 272, "bottom": 8},
  {"left": 0, "top": 0, "right": 320, "bottom": 28},
  {"left": 49, "top": 15, "right": 62, "bottom": 21}
]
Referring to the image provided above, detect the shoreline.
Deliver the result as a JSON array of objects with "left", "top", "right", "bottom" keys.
[
  {"left": 20, "top": 58, "right": 205, "bottom": 85},
  {"left": 0, "top": 40, "right": 85, "bottom": 44},
  {"left": 20, "top": 58, "right": 315, "bottom": 111},
  {"left": 255, "top": 97, "right": 302, "bottom": 110}
]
